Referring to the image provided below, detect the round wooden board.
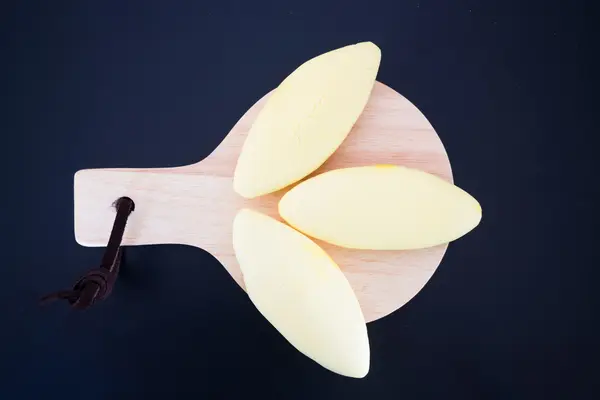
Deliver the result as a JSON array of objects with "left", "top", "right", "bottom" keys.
[{"left": 74, "top": 81, "right": 453, "bottom": 322}]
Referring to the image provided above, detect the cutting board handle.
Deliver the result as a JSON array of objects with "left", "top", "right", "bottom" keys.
[{"left": 74, "top": 166, "right": 240, "bottom": 250}]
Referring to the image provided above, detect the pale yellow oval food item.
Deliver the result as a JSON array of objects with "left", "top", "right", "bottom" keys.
[
  {"left": 279, "top": 165, "right": 482, "bottom": 250},
  {"left": 233, "top": 208, "right": 370, "bottom": 378},
  {"left": 233, "top": 42, "right": 381, "bottom": 199}
]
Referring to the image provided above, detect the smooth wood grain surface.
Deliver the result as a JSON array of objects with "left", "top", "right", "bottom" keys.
[{"left": 74, "top": 81, "right": 453, "bottom": 322}]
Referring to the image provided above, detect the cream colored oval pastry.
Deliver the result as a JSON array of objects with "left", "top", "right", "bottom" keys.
[
  {"left": 279, "top": 165, "right": 482, "bottom": 250},
  {"left": 233, "top": 42, "right": 381, "bottom": 198},
  {"left": 233, "top": 208, "right": 370, "bottom": 378}
]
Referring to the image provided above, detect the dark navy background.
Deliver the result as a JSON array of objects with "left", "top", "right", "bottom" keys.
[{"left": 3, "top": 1, "right": 596, "bottom": 399}]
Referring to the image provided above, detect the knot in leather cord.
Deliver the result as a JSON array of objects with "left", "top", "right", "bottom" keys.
[{"left": 40, "top": 197, "right": 134, "bottom": 309}]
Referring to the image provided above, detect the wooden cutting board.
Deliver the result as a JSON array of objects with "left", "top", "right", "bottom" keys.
[{"left": 74, "top": 81, "right": 453, "bottom": 323}]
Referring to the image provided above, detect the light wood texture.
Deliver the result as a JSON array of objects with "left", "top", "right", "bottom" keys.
[{"left": 74, "top": 82, "right": 453, "bottom": 322}]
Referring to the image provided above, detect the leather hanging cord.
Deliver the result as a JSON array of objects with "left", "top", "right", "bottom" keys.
[{"left": 40, "top": 197, "right": 135, "bottom": 309}]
